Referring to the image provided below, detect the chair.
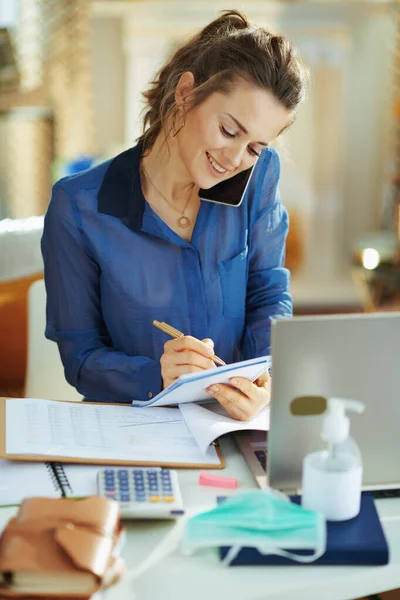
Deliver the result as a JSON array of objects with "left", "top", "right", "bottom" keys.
[{"left": 25, "top": 279, "right": 82, "bottom": 400}]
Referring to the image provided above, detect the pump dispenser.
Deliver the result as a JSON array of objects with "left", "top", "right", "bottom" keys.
[{"left": 301, "top": 398, "right": 365, "bottom": 521}]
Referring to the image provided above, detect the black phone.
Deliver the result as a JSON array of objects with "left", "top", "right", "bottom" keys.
[{"left": 199, "top": 166, "right": 254, "bottom": 207}]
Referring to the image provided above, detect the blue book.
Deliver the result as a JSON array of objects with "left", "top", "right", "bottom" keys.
[{"left": 219, "top": 493, "right": 389, "bottom": 566}]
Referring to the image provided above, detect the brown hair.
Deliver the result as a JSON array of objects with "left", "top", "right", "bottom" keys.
[{"left": 138, "top": 9, "right": 307, "bottom": 153}]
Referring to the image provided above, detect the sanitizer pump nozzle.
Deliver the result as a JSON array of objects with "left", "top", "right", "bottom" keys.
[{"left": 302, "top": 397, "right": 365, "bottom": 521}]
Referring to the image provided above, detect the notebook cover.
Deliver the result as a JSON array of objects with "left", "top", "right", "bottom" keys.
[
  {"left": 0, "top": 496, "right": 124, "bottom": 598},
  {"left": 219, "top": 493, "right": 389, "bottom": 566}
]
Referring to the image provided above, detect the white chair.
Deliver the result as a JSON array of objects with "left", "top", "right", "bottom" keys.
[{"left": 25, "top": 279, "right": 82, "bottom": 400}]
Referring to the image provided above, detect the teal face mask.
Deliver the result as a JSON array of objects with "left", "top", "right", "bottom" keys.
[{"left": 181, "top": 488, "right": 326, "bottom": 565}]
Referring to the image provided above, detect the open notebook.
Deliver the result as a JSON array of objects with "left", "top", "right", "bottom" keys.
[
  {"left": 0, "top": 460, "right": 105, "bottom": 506},
  {"left": 132, "top": 356, "right": 270, "bottom": 407}
]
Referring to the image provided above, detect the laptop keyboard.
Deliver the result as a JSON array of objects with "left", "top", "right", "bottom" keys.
[{"left": 255, "top": 450, "right": 267, "bottom": 472}]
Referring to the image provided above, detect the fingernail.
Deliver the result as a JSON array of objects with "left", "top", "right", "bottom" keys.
[
  {"left": 231, "top": 378, "right": 238, "bottom": 385},
  {"left": 208, "top": 389, "right": 215, "bottom": 395},
  {"left": 211, "top": 385, "right": 219, "bottom": 393}
]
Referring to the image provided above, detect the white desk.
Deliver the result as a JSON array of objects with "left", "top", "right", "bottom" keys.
[{"left": 1, "top": 437, "right": 400, "bottom": 600}]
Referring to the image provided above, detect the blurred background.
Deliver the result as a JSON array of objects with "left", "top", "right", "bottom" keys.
[{"left": 0, "top": 0, "right": 399, "bottom": 397}]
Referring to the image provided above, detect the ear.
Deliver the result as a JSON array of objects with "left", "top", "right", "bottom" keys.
[{"left": 175, "top": 71, "right": 195, "bottom": 107}]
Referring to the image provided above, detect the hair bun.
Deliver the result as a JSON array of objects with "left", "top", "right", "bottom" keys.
[{"left": 198, "top": 9, "right": 250, "bottom": 40}]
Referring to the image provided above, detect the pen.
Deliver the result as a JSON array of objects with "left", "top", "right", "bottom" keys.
[{"left": 152, "top": 320, "right": 226, "bottom": 366}]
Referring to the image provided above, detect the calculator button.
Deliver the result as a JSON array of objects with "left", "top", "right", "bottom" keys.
[
  {"left": 149, "top": 496, "right": 161, "bottom": 502},
  {"left": 120, "top": 494, "right": 131, "bottom": 502},
  {"left": 105, "top": 482, "right": 115, "bottom": 490},
  {"left": 163, "top": 496, "right": 175, "bottom": 503},
  {"left": 105, "top": 470, "right": 115, "bottom": 477}
]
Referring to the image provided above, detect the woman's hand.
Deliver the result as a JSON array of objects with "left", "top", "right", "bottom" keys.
[
  {"left": 206, "top": 370, "right": 271, "bottom": 421},
  {"left": 160, "top": 336, "right": 216, "bottom": 389}
]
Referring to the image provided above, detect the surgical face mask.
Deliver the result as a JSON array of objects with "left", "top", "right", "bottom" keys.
[{"left": 181, "top": 488, "right": 326, "bottom": 565}]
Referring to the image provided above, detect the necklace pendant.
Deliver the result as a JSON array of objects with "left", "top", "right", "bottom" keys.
[{"left": 178, "top": 216, "right": 191, "bottom": 228}]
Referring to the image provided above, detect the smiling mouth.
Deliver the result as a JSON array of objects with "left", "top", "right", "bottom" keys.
[{"left": 206, "top": 152, "right": 228, "bottom": 174}]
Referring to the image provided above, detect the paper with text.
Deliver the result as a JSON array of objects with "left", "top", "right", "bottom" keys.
[
  {"left": 179, "top": 402, "right": 270, "bottom": 455},
  {"left": 6, "top": 399, "right": 220, "bottom": 465}
]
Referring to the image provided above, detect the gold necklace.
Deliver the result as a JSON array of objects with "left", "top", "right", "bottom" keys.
[{"left": 141, "top": 164, "right": 192, "bottom": 229}]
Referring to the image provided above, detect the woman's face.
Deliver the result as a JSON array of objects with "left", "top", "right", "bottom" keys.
[{"left": 174, "top": 74, "right": 293, "bottom": 189}]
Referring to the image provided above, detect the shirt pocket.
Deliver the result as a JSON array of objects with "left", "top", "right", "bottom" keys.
[{"left": 218, "top": 247, "right": 248, "bottom": 318}]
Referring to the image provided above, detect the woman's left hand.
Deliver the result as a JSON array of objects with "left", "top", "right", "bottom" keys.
[{"left": 206, "top": 370, "right": 271, "bottom": 421}]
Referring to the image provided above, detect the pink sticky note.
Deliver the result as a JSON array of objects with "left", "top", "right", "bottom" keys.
[{"left": 199, "top": 470, "right": 238, "bottom": 489}]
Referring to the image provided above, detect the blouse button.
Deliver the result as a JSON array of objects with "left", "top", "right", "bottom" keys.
[{"left": 148, "top": 392, "right": 153, "bottom": 399}]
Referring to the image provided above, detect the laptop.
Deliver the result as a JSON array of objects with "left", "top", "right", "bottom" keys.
[{"left": 235, "top": 312, "right": 400, "bottom": 496}]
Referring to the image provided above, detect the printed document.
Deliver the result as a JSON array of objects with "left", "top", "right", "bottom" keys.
[{"left": 6, "top": 399, "right": 220, "bottom": 465}]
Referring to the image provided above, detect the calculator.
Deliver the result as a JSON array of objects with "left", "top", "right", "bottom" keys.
[{"left": 97, "top": 467, "right": 184, "bottom": 519}]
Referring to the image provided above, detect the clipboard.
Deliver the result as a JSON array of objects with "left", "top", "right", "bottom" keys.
[{"left": 0, "top": 397, "right": 225, "bottom": 469}]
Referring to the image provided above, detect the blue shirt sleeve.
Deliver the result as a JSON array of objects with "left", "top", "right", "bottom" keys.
[
  {"left": 242, "top": 148, "right": 293, "bottom": 359},
  {"left": 41, "top": 182, "right": 162, "bottom": 403}
]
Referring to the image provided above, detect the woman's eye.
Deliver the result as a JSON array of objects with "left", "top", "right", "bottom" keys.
[
  {"left": 221, "top": 125, "right": 236, "bottom": 138},
  {"left": 221, "top": 124, "right": 262, "bottom": 158},
  {"left": 248, "top": 146, "right": 261, "bottom": 158}
]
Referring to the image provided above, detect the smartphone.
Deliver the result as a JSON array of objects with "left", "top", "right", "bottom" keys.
[{"left": 199, "top": 166, "right": 254, "bottom": 207}]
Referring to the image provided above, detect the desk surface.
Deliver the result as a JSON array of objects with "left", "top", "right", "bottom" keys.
[{"left": 1, "top": 437, "right": 400, "bottom": 600}]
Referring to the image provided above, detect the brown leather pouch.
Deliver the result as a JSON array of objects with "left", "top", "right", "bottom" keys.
[{"left": 0, "top": 496, "right": 124, "bottom": 599}]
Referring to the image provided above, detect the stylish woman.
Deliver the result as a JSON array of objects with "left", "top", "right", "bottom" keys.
[{"left": 42, "top": 10, "right": 307, "bottom": 420}]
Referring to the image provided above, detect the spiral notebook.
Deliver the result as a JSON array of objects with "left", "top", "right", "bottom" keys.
[{"left": 0, "top": 459, "right": 103, "bottom": 506}]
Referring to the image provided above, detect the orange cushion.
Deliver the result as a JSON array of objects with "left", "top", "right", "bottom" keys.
[{"left": 0, "top": 273, "right": 43, "bottom": 386}]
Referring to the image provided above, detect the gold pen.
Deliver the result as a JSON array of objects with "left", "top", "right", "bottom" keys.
[{"left": 152, "top": 320, "right": 226, "bottom": 366}]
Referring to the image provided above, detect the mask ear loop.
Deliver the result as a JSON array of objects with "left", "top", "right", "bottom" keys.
[
  {"left": 257, "top": 517, "right": 327, "bottom": 564},
  {"left": 220, "top": 544, "right": 243, "bottom": 566},
  {"left": 223, "top": 517, "right": 327, "bottom": 567},
  {"left": 120, "top": 506, "right": 211, "bottom": 585}
]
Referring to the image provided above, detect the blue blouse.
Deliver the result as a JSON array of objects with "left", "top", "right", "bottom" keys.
[{"left": 41, "top": 143, "right": 292, "bottom": 403}]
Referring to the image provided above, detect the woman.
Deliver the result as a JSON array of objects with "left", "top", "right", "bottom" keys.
[{"left": 41, "top": 10, "right": 307, "bottom": 420}]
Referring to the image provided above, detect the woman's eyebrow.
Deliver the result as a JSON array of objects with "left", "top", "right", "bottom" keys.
[{"left": 225, "top": 113, "right": 268, "bottom": 146}]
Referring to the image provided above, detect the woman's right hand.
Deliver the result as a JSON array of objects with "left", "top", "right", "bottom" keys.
[{"left": 160, "top": 336, "right": 216, "bottom": 389}]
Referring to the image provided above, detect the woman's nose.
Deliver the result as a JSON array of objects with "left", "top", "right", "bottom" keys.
[{"left": 222, "top": 143, "right": 247, "bottom": 169}]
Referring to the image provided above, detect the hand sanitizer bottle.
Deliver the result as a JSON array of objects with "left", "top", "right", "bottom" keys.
[{"left": 301, "top": 398, "right": 365, "bottom": 521}]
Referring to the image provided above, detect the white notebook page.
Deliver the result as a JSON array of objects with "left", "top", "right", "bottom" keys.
[
  {"left": 180, "top": 402, "right": 270, "bottom": 455},
  {"left": 0, "top": 459, "right": 60, "bottom": 505}
]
